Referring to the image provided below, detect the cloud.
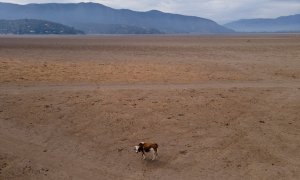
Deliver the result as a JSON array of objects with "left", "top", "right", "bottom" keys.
[{"left": 2, "top": 0, "right": 300, "bottom": 23}]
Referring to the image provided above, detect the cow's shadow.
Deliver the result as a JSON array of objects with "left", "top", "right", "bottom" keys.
[{"left": 142, "top": 155, "right": 170, "bottom": 169}]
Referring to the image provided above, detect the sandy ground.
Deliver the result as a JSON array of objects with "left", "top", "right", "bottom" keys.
[{"left": 0, "top": 35, "right": 299, "bottom": 180}]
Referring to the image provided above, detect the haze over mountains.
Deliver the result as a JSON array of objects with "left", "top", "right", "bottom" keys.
[
  {"left": 0, "top": 2, "right": 233, "bottom": 34},
  {"left": 225, "top": 14, "right": 300, "bottom": 32}
]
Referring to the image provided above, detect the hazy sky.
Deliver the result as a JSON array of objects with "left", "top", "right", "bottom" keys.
[{"left": 2, "top": 0, "right": 300, "bottom": 23}]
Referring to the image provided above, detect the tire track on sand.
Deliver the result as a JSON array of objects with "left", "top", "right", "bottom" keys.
[{"left": 0, "top": 81, "right": 299, "bottom": 94}]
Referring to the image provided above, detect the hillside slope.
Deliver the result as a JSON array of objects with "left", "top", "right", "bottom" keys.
[
  {"left": 224, "top": 14, "right": 300, "bottom": 32},
  {"left": 0, "top": 19, "right": 84, "bottom": 34}
]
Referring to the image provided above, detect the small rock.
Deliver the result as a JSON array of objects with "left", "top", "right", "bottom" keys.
[{"left": 259, "top": 120, "right": 265, "bottom": 123}]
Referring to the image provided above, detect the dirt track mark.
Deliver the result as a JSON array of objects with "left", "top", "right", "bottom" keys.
[{"left": 0, "top": 81, "right": 299, "bottom": 94}]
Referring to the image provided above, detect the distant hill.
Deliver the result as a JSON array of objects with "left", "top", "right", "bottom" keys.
[
  {"left": 0, "top": 2, "right": 233, "bottom": 34},
  {"left": 224, "top": 14, "right": 300, "bottom": 32},
  {"left": 0, "top": 19, "right": 84, "bottom": 34}
]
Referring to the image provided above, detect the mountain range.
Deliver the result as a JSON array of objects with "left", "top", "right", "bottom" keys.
[
  {"left": 225, "top": 14, "right": 300, "bottom": 32},
  {"left": 0, "top": 2, "right": 299, "bottom": 34},
  {"left": 0, "top": 2, "right": 233, "bottom": 34}
]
